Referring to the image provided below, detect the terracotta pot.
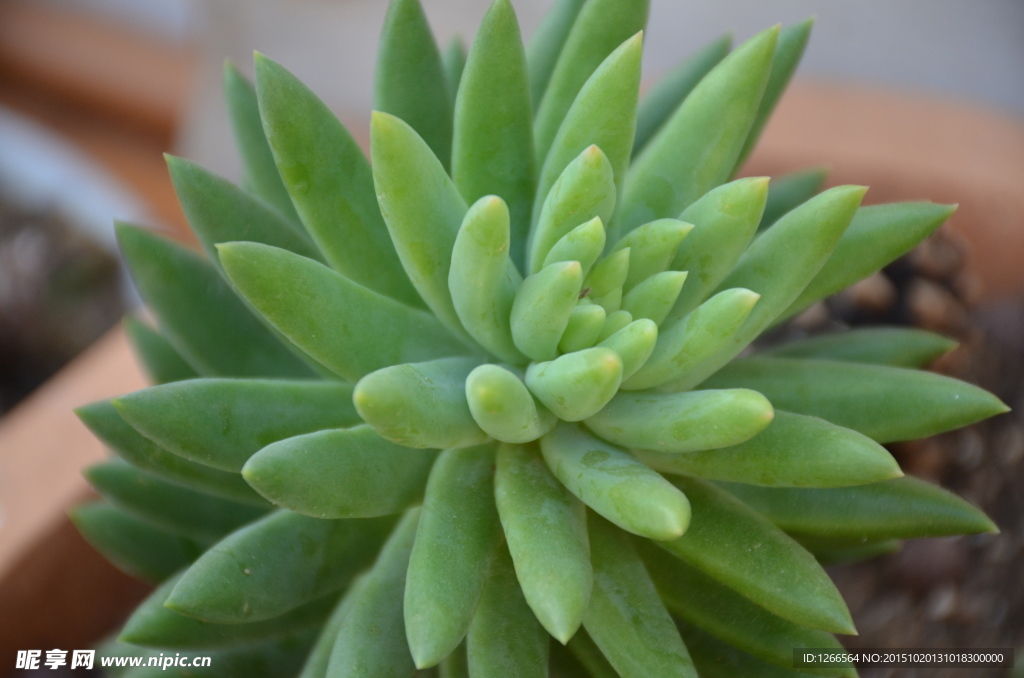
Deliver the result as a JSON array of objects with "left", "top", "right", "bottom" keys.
[{"left": 1, "top": 82, "right": 1022, "bottom": 672}]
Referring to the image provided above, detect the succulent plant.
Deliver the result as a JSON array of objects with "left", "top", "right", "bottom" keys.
[{"left": 72, "top": 0, "right": 1007, "bottom": 676}]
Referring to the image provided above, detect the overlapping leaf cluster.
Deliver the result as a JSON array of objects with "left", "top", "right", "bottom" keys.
[{"left": 74, "top": 0, "right": 1006, "bottom": 676}]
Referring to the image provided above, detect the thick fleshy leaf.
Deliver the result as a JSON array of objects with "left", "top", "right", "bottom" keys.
[
  {"left": 116, "top": 224, "right": 313, "bottom": 379},
  {"left": 354, "top": 357, "right": 488, "bottom": 449},
  {"left": 560, "top": 303, "right": 607, "bottom": 353},
  {"left": 620, "top": 270, "right": 687, "bottom": 325},
  {"left": 223, "top": 61, "right": 302, "bottom": 224},
  {"left": 165, "top": 155, "right": 321, "bottom": 265},
  {"left": 535, "top": 32, "right": 643, "bottom": 233},
  {"left": 114, "top": 379, "right": 359, "bottom": 472},
  {"left": 122, "top": 573, "right": 336, "bottom": 649},
  {"left": 467, "top": 545, "right": 549, "bottom": 678},
  {"left": 123, "top": 316, "right": 198, "bottom": 385},
  {"left": 637, "top": 411, "right": 901, "bottom": 488},
  {"left": 665, "top": 177, "right": 768, "bottom": 323},
  {"left": 526, "top": 0, "right": 587, "bottom": 113},
  {"left": 567, "top": 630, "right": 619, "bottom": 678},
  {"left": 529, "top": 146, "right": 617, "bottom": 274},
  {"left": 596, "top": 318, "right": 658, "bottom": 380},
  {"left": 526, "top": 348, "right": 623, "bottom": 422},
  {"left": 757, "top": 167, "right": 828, "bottom": 231},
  {"left": 541, "top": 424, "right": 690, "bottom": 541},
  {"left": 632, "top": 34, "right": 731, "bottom": 155},
  {"left": 597, "top": 309, "right": 633, "bottom": 342},
  {"left": 609, "top": 219, "right": 692, "bottom": 291},
  {"left": 584, "top": 247, "right": 630, "bottom": 298},
  {"left": 721, "top": 476, "right": 998, "bottom": 540},
  {"left": 762, "top": 327, "right": 957, "bottom": 368},
  {"left": 495, "top": 443, "right": 591, "bottom": 644},
  {"left": 375, "top": 0, "right": 453, "bottom": 168},
  {"left": 466, "top": 365, "right": 556, "bottom": 444},
  {"left": 798, "top": 536, "right": 902, "bottom": 565},
  {"left": 297, "top": 577, "right": 366, "bottom": 678},
  {"left": 659, "top": 476, "right": 854, "bottom": 634},
  {"left": 242, "top": 425, "right": 439, "bottom": 518},
  {"left": 661, "top": 185, "right": 866, "bottom": 390},
  {"left": 452, "top": 0, "right": 535, "bottom": 267},
  {"left": 783, "top": 202, "right": 957, "bottom": 319},
  {"left": 682, "top": 626, "right": 817, "bottom": 678},
  {"left": 85, "top": 462, "right": 267, "bottom": 542},
  {"left": 70, "top": 503, "right": 204, "bottom": 584},
  {"left": 218, "top": 242, "right": 469, "bottom": 381},
  {"left": 543, "top": 216, "right": 606, "bottom": 276},
  {"left": 733, "top": 19, "right": 814, "bottom": 171},
  {"left": 449, "top": 196, "right": 525, "bottom": 364},
  {"left": 254, "top": 54, "right": 419, "bottom": 305},
  {"left": 619, "top": 27, "right": 777, "bottom": 231},
  {"left": 583, "top": 516, "right": 697, "bottom": 678},
  {"left": 585, "top": 388, "right": 774, "bottom": 453},
  {"left": 533, "top": 0, "right": 649, "bottom": 164},
  {"left": 76, "top": 400, "right": 268, "bottom": 506},
  {"left": 371, "top": 112, "right": 472, "bottom": 341},
  {"left": 624, "top": 288, "right": 759, "bottom": 391},
  {"left": 327, "top": 510, "right": 420, "bottom": 678},
  {"left": 440, "top": 644, "right": 469, "bottom": 678},
  {"left": 702, "top": 356, "right": 1008, "bottom": 442},
  {"left": 638, "top": 541, "right": 854, "bottom": 677},
  {"left": 443, "top": 37, "right": 466, "bottom": 105},
  {"left": 166, "top": 511, "right": 395, "bottom": 623},
  {"left": 512, "top": 261, "right": 584, "bottom": 361},
  {"left": 405, "top": 445, "right": 503, "bottom": 668}
]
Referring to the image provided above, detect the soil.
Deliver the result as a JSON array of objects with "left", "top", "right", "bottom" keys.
[
  {"left": 776, "top": 229, "right": 1024, "bottom": 678},
  {"left": 0, "top": 190, "right": 125, "bottom": 417}
]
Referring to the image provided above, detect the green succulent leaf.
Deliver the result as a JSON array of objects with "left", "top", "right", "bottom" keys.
[
  {"left": 449, "top": 196, "right": 525, "bottom": 364},
  {"left": 297, "top": 576, "right": 366, "bottom": 678},
  {"left": 116, "top": 224, "right": 314, "bottom": 379},
  {"left": 114, "top": 632, "right": 319, "bottom": 678},
  {"left": 733, "top": 18, "right": 814, "bottom": 172},
  {"left": 242, "top": 425, "right": 439, "bottom": 519},
  {"left": 702, "top": 356, "right": 1009, "bottom": 442},
  {"left": 466, "top": 544, "right": 550, "bottom": 678},
  {"left": 610, "top": 218, "right": 693, "bottom": 291},
  {"left": 638, "top": 541, "right": 855, "bottom": 677},
  {"left": 585, "top": 388, "right": 774, "bottom": 453},
  {"left": 582, "top": 516, "right": 697, "bottom": 678},
  {"left": 596, "top": 318, "right": 658, "bottom": 380},
  {"left": 543, "top": 216, "right": 606, "bottom": 276},
  {"left": 223, "top": 61, "right": 302, "bottom": 224},
  {"left": 466, "top": 365, "right": 556, "bottom": 444},
  {"left": 123, "top": 316, "right": 198, "bottom": 385},
  {"left": 666, "top": 177, "right": 768, "bottom": 322},
  {"left": 354, "top": 357, "right": 488, "bottom": 449},
  {"left": 541, "top": 424, "right": 690, "bottom": 541},
  {"left": 619, "top": 26, "right": 778, "bottom": 231},
  {"left": 597, "top": 309, "right": 633, "bottom": 342},
  {"left": 681, "top": 625, "right": 818, "bottom": 678},
  {"left": 70, "top": 503, "right": 205, "bottom": 584},
  {"left": 405, "top": 445, "right": 503, "bottom": 668},
  {"left": 782, "top": 202, "right": 957, "bottom": 319},
  {"left": 659, "top": 475, "right": 854, "bottom": 635},
  {"left": 533, "top": 0, "right": 649, "bottom": 165},
  {"left": 525, "top": 0, "right": 587, "bottom": 113},
  {"left": 327, "top": 510, "right": 420, "bottom": 678},
  {"left": 452, "top": 0, "right": 535, "bottom": 267},
  {"left": 560, "top": 303, "right": 608, "bottom": 353},
  {"left": 637, "top": 411, "right": 902, "bottom": 488},
  {"left": 113, "top": 379, "right": 359, "bottom": 472},
  {"left": 76, "top": 400, "right": 268, "bottom": 506},
  {"left": 371, "top": 112, "right": 474, "bottom": 341},
  {"left": 440, "top": 643, "right": 470, "bottom": 678},
  {"left": 166, "top": 511, "right": 396, "bottom": 623},
  {"left": 535, "top": 31, "right": 643, "bottom": 232},
  {"left": 512, "top": 261, "right": 585, "bottom": 361},
  {"left": 633, "top": 34, "right": 732, "bottom": 156},
  {"left": 761, "top": 327, "right": 957, "bottom": 368},
  {"left": 800, "top": 536, "right": 902, "bottom": 565},
  {"left": 219, "top": 242, "right": 470, "bottom": 381},
  {"left": 584, "top": 246, "right": 630, "bottom": 298},
  {"left": 122, "top": 572, "right": 337, "bottom": 649},
  {"left": 85, "top": 461, "right": 268, "bottom": 542},
  {"left": 442, "top": 37, "right": 466, "bottom": 105},
  {"left": 566, "top": 630, "right": 619, "bottom": 678},
  {"left": 375, "top": 0, "right": 453, "bottom": 168},
  {"left": 757, "top": 167, "right": 828, "bottom": 232},
  {"left": 620, "top": 270, "right": 688, "bottom": 325},
  {"left": 254, "top": 54, "right": 421, "bottom": 307},
  {"left": 165, "top": 155, "right": 322, "bottom": 266},
  {"left": 526, "top": 347, "right": 623, "bottom": 421},
  {"left": 494, "top": 443, "right": 592, "bottom": 644},
  {"left": 722, "top": 476, "right": 998, "bottom": 540}
]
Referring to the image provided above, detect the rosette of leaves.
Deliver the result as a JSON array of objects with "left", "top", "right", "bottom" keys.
[{"left": 73, "top": 0, "right": 1006, "bottom": 676}]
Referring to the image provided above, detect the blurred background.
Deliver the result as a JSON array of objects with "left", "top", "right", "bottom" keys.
[{"left": 0, "top": 0, "right": 1022, "bottom": 675}]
